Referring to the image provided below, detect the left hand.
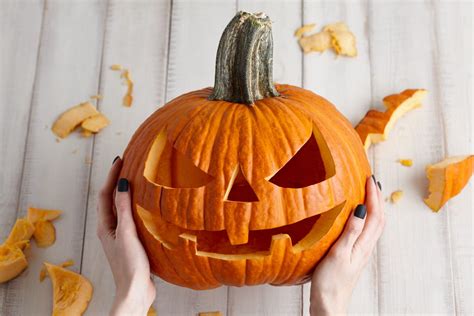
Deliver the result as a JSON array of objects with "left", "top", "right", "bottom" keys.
[
  {"left": 309, "top": 176, "right": 385, "bottom": 315},
  {"left": 97, "top": 157, "right": 156, "bottom": 316}
]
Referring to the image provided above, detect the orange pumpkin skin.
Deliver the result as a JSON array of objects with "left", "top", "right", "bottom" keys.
[{"left": 121, "top": 84, "right": 370, "bottom": 289}]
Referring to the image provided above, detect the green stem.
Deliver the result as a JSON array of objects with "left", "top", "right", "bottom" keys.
[{"left": 209, "top": 11, "right": 279, "bottom": 105}]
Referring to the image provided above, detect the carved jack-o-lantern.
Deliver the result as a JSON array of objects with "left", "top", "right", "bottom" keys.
[{"left": 121, "top": 12, "right": 370, "bottom": 290}]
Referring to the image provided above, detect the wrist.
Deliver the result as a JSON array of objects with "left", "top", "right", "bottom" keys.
[
  {"left": 310, "top": 291, "right": 346, "bottom": 316},
  {"left": 111, "top": 291, "right": 149, "bottom": 316}
]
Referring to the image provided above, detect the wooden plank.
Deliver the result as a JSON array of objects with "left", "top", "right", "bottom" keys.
[
  {"left": 368, "top": 1, "right": 455, "bottom": 313},
  {"left": 432, "top": 1, "right": 473, "bottom": 314},
  {"left": 227, "top": 1, "right": 304, "bottom": 315},
  {"left": 79, "top": 0, "right": 174, "bottom": 314},
  {"left": 0, "top": 0, "right": 43, "bottom": 242},
  {"left": 0, "top": 1, "right": 107, "bottom": 315},
  {"left": 155, "top": 1, "right": 234, "bottom": 314},
  {"left": 0, "top": 0, "right": 44, "bottom": 311},
  {"left": 302, "top": 1, "right": 376, "bottom": 314}
]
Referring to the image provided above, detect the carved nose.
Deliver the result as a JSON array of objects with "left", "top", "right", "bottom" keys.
[{"left": 224, "top": 165, "right": 259, "bottom": 202}]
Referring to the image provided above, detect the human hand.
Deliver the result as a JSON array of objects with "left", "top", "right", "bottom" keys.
[
  {"left": 310, "top": 176, "right": 385, "bottom": 315},
  {"left": 97, "top": 157, "right": 156, "bottom": 316}
]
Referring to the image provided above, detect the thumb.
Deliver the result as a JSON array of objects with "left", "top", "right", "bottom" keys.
[{"left": 114, "top": 178, "right": 137, "bottom": 235}]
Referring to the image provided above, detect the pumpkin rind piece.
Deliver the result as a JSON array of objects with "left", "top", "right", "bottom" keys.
[
  {"left": 424, "top": 155, "right": 474, "bottom": 212},
  {"left": 44, "top": 262, "right": 93, "bottom": 316},
  {"left": 147, "top": 306, "right": 157, "bottom": 316},
  {"left": 0, "top": 244, "right": 28, "bottom": 283},
  {"left": 355, "top": 89, "right": 427, "bottom": 150},
  {"left": 40, "top": 260, "right": 75, "bottom": 282},
  {"left": 27, "top": 207, "right": 62, "bottom": 224},
  {"left": 4, "top": 218, "right": 35, "bottom": 246},
  {"left": 323, "top": 22, "right": 357, "bottom": 57},
  {"left": 33, "top": 220, "right": 56, "bottom": 248},
  {"left": 81, "top": 113, "right": 110, "bottom": 133},
  {"left": 51, "top": 102, "right": 99, "bottom": 138}
]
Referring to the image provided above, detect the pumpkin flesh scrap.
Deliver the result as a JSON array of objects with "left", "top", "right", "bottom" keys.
[
  {"left": 323, "top": 22, "right": 357, "bottom": 57},
  {"left": 0, "top": 244, "right": 28, "bottom": 283},
  {"left": 51, "top": 102, "right": 99, "bottom": 138},
  {"left": 33, "top": 220, "right": 56, "bottom": 248},
  {"left": 81, "top": 113, "right": 110, "bottom": 133},
  {"left": 424, "top": 155, "right": 474, "bottom": 212},
  {"left": 0, "top": 218, "right": 35, "bottom": 283},
  {"left": 121, "top": 69, "right": 134, "bottom": 107},
  {"left": 27, "top": 207, "right": 62, "bottom": 224},
  {"left": 4, "top": 218, "right": 35, "bottom": 246},
  {"left": 398, "top": 159, "right": 413, "bottom": 167},
  {"left": 355, "top": 89, "right": 427, "bottom": 151},
  {"left": 199, "top": 312, "right": 222, "bottom": 316},
  {"left": 294, "top": 23, "right": 316, "bottom": 39},
  {"left": 40, "top": 260, "right": 75, "bottom": 282},
  {"left": 390, "top": 190, "right": 404, "bottom": 203},
  {"left": 296, "top": 22, "right": 356, "bottom": 56},
  {"left": 44, "top": 262, "right": 93, "bottom": 316}
]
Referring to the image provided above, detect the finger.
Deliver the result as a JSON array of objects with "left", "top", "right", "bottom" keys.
[
  {"left": 353, "top": 176, "right": 385, "bottom": 256},
  {"left": 115, "top": 178, "right": 137, "bottom": 236},
  {"left": 97, "top": 157, "right": 122, "bottom": 235},
  {"left": 332, "top": 204, "right": 367, "bottom": 254},
  {"left": 376, "top": 180, "right": 385, "bottom": 212}
]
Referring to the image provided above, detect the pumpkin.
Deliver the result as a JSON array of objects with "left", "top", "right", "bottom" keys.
[
  {"left": 44, "top": 262, "right": 93, "bottom": 316},
  {"left": 424, "top": 155, "right": 473, "bottom": 212},
  {"left": 121, "top": 11, "right": 370, "bottom": 290}
]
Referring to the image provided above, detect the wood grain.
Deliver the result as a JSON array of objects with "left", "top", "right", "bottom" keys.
[
  {"left": 432, "top": 1, "right": 473, "bottom": 314},
  {"left": 0, "top": 0, "right": 107, "bottom": 315},
  {"left": 0, "top": 0, "right": 43, "bottom": 244},
  {"left": 0, "top": 0, "right": 44, "bottom": 311},
  {"left": 224, "top": 1, "right": 305, "bottom": 315},
  {"left": 79, "top": 0, "right": 173, "bottom": 314},
  {"left": 155, "top": 0, "right": 234, "bottom": 314},
  {"left": 302, "top": 1, "right": 377, "bottom": 314},
  {"left": 0, "top": 1, "right": 472, "bottom": 315},
  {"left": 369, "top": 1, "right": 455, "bottom": 314}
]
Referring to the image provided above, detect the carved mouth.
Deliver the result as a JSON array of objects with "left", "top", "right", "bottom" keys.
[{"left": 136, "top": 201, "right": 345, "bottom": 260}]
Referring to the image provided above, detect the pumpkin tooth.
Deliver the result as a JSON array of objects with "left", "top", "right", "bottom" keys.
[
  {"left": 224, "top": 205, "right": 251, "bottom": 245},
  {"left": 226, "top": 227, "right": 250, "bottom": 246}
]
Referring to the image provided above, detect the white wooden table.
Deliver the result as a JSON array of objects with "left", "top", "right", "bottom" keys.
[{"left": 1, "top": 0, "right": 472, "bottom": 315}]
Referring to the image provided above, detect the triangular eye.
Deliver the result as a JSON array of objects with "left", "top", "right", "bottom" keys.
[
  {"left": 267, "top": 123, "right": 336, "bottom": 188},
  {"left": 144, "top": 129, "right": 213, "bottom": 188},
  {"left": 224, "top": 165, "right": 259, "bottom": 202}
]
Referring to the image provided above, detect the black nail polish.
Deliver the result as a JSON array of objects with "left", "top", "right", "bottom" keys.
[
  {"left": 117, "top": 178, "right": 129, "bottom": 192},
  {"left": 112, "top": 156, "right": 120, "bottom": 165},
  {"left": 371, "top": 175, "right": 377, "bottom": 185},
  {"left": 354, "top": 204, "right": 367, "bottom": 219},
  {"left": 377, "top": 181, "right": 382, "bottom": 191}
]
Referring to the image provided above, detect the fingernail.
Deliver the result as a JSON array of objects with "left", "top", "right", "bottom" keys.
[
  {"left": 371, "top": 175, "right": 377, "bottom": 185},
  {"left": 117, "top": 178, "right": 129, "bottom": 192},
  {"left": 377, "top": 181, "right": 382, "bottom": 191},
  {"left": 112, "top": 156, "right": 120, "bottom": 165},
  {"left": 354, "top": 204, "right": 367, "bottom": 219}
]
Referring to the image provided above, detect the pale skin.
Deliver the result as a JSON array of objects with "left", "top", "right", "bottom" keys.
[{"left": 98, "top": 157, "right": 385, "bottom": 316}]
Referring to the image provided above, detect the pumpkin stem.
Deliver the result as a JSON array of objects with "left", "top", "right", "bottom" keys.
[{"left": 209, "top": 11, "right": 279, "bottom": 105}]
